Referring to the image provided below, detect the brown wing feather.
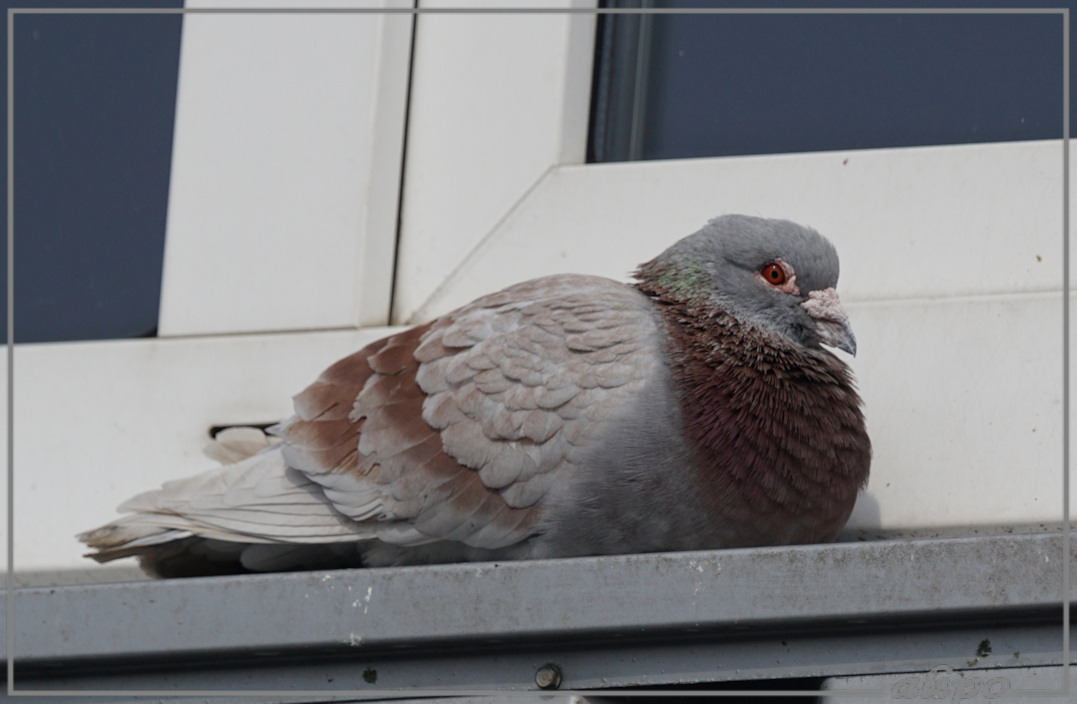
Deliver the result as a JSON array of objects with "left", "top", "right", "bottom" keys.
[
  {"left": 279, "top": 323, "right": 541, "bottom": 549},
  {"left": 277, "top": 276, "right": 663, "bottom": 552}
]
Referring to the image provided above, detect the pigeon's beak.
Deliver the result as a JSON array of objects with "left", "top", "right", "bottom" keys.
[{"left": 801, "top": 288, "right": 857, "bottom": 356}]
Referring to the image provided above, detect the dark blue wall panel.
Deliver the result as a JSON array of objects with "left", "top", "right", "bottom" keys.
[{"left": 3, "top": 3, "right": 182, "bottom": 343}]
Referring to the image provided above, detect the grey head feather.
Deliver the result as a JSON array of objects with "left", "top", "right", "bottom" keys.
[{"left": 642, "top": 214, "right": 851, "bottom": 353}]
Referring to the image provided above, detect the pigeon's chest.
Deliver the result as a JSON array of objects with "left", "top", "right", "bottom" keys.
[{"left": 664, "top": 318, "right": 870, "bottom": 545}]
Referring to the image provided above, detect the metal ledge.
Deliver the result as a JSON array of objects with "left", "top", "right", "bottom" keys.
[{"left": 4, "top": 533, "right": 1074, "bottom": 698}]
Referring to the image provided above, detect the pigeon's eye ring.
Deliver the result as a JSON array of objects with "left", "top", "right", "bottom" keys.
[{"left": 760, "top": 262, "right": 787, "bottom": 286}]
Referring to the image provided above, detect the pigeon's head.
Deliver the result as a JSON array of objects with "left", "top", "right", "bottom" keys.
[{"left": 637, "top": 214, "right": 858, "bottom": 355}]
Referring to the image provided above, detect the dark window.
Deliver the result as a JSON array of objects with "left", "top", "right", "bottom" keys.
[
  {"left": 3, "top": 2, "right": 182, "bottom": 343},
  {"left": 590, "top": 1, "right": 1065, "bottom": 162}
]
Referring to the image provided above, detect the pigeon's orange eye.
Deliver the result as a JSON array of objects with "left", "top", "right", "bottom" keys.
[{"left": 761, "top": 262, "right": 786, "bottom": 285}]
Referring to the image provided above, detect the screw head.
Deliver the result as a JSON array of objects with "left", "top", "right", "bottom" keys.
[{"left": 534, "top": 663, "right": 562, "bottom": 690}]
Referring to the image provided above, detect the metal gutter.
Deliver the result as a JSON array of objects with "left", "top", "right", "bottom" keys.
[{"left": 3, "top": 532, "right": 1072, "bottom": 698}]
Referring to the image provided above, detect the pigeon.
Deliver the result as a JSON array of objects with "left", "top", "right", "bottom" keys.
[{"left": 79, "top": 214, "right": 871, "bottom": 577}]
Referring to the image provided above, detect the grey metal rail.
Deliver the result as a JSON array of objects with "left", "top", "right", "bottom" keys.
[{"left": 3, "top": 532, "right": 1073, "bottom": 700}]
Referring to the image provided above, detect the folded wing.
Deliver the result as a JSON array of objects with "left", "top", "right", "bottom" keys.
[{"left": 81, "top": 274, "right": 666, "bottom": 572}]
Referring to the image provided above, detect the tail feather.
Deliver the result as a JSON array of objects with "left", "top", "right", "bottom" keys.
[
  {"left": 79, "top": 441, "right": 377, "bottom": 572},
  {"left": 78, "top": 426, "right": 509, "bottom": 576},
  {"left": 78, "top": 518, "right": 194, "bottom": 563}
]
